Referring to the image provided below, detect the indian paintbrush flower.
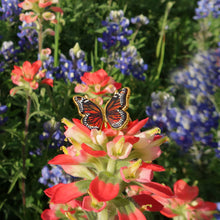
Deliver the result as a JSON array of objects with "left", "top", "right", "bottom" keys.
[
  {"left": 153, "top": 179, "right": 217, "bottom": 219},
  {"left": 10, "top": 60, "right": 53, "bottom": 95},
  {"left": 42, "top": 71, "right": 170, "bottom": 219}
]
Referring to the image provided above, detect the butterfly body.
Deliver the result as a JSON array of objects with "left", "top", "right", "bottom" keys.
[{"left": 73, "top": 87, "right": 130, "bottom": 130}]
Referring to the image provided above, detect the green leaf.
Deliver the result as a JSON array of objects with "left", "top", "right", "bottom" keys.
[
  {"left": 30, "top": 92, "right": 40, "bottom": 111},
  {"left": 29, "top": 110, "right": 52, "bottom": 120},
  {"left": 7, "top": 170, "right": 24, "bottom": 194}
]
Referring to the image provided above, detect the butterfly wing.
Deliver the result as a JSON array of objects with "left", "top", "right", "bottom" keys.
[
  {"left": 105, "top": 87, "right": 130, "bottom": 130},
  {"left": 73, "top": 96, "right": 104, "bottom": 130}
]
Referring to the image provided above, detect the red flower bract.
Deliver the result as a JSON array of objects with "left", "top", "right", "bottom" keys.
[
  {"left": 45, "top": 182, "right": 86, "bottom": 204},
  {"left": 89, "top": 176, "right": 120, "bottom": 202},
  {"left": 41, "top": 209, "right": 59, "bottom": 220},
  {"left": 11, "top": 60, "right": 53, "bottom": 91},
  {"left": 174, "top": 179, "right": 198, "bottom": 201}
]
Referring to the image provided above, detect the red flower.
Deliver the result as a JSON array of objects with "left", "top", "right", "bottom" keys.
[
  {"left": 81, "top": 143, "right": 107, "bottom": 157},
  {"left": 173, "top": 179, "right": 198, "bottom": 202},
  {"left": 153, "top": 179, "right": 217, "bottom": 219},
  {"left": 75, "top": 69, "right": 121, "bottom": 96},
  {"left": 50, "top": 6, "right": 64, "bottom": 15},
  {"left": 44, "top": 181, "right": 89, "bottom": 204},
  {"left": 41, "top": 209, "right": 59, "bottom": 220},
  {"left": 10, "top": 60, "right": 53, "bottom": 94}
]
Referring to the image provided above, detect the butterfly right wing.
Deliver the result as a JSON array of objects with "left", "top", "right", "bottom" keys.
[
  {"left": 105, "top": 87, "right": 130, "bottom": 130},
  {"left": 73, "top": 96, "right": 104, "bottom": 130}
]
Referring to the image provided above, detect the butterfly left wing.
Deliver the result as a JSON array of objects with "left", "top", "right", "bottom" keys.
[
  {"left": 104, "top": 87, "right": 130, "bottom": 130},
  {"left": 73, "top": 96, "right": 104, "bottom": 130}
]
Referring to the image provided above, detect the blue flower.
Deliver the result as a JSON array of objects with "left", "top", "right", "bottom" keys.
[
  {"left": 58, "top": 46, "right": 92, "bottom": 83},
  {"left": 0, "top": 104, "right": 8, "bottom": 126},
  {"left": 115, "top": 45, "right": 148, "bottom": 80},
  {"left": 145, "top": 91, "right": 175, "bottom": 132},
  {"left": 38, "top": 165, "right": 73, "bottom": 187},
  {"left": 17, "top": 21, "right": 38, "bottom": 51},
  {"left": 39, "top": 120, "right": 65, "bottom": 149},
  {"left": 0, "top": 0, "right": 21, "bottom": 21},
  {"left": 131, "top": 14, "right": 149, "bottom": 27},
  {"left": 145, "top": 51, "right": 220, "bottom": 156},
  {"left": 98, "top": 10, "right": 132, "bottom": 52},
  {"left": 99, "top": 11, "right": 148, "bottom": 80},
  {"left": 0, "top": 41, "right": 18, "bottom": 63},
  {"left": 0, "top": 41, "right": 19, "bottom": 73},
  {"left": 42, "top": 43, "right": 92, "bottom": 83},
  {"left": 194, "top": 0, "right": 220, "bottom": 19},
  {"left": 42, "top": 55, "right": 58, "bottom": 80}
]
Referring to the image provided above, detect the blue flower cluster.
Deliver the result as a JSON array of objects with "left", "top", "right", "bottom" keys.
[
  {"left": 39, "top": 165, "right": 73, "bottom": 187},
  {"left": 172, "top": 51, "right": 220, "bottom": 95},
  {"left": 0, "top": 0, "right": 21, "bottom": 21},
  {"left": 1, "top": 41, "right": 18, "bottom": 62},
  {"left": 146, "top": 51, "right": 220, "bottom": 157},
  {"left": 145, "top": 91, "right": 175, "bottom": 133},
  {"left": 98, "top": 10, "right": 132, "bottom": 51},
  {"left": 42, "top": 44, "right": 92, "bottom": 83},
  {"left": 131, "top": 14, "right": 150, "bottom": 27},
  {"left": 0, "top": 41, "right": 19, "bottom": 73},
  {"left": 194, "top": 0, "right": 220, "bottom": 19},
  {"left": 0, "top": 104, "right": 8, "bottom": 126},
  {"left": 39, "top": 119, "right": 65, "bottom": 149},
  {"left": 98, "top": 10, "right": 149, "bottom": 80},
  {"left": 115, "top": 45, "right": 148, "bottom": 80},
  {"left": 17, "top": 20, "right": 38, "bottom": 51},
  {"left": 58, "top": 46, "right": 92, "bottom": 82}
]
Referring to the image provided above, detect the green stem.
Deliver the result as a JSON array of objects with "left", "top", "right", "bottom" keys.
[
  {"left": 54, "top": 9, "right": 60, "bottom": 67},
  {"left": 130, "top": 26, "right": 140, "bottom": 43},
  {"left": 155, "top": 1, "right": 175, "bottom": 80},
  {"left": 38, "top": 17, "right": 43, "bottom": 55},
  {"left": 97, "top": 208, "right": 108, "bottom": 220},
  {"left": 22, "top": 96, "right": 31, "bottom": 210},
  {"left": 107, "top": 158, "right": 116, "bottom": 174},
  {"left": 46, "top": 85, "right": 57, "bottom": 116}
]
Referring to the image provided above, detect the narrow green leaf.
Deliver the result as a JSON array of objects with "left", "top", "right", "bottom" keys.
[{"left": 7, "top": 170, "right": 24, "bottom": 194}]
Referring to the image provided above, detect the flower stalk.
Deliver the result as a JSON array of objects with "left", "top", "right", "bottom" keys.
[
  {"left": 97, "top": 208, "right": 108, "bottom": 220},
  {"left": 54, "top": 8, "right": 60, "bottom": 67},
  {"left": 22, "top": 95, "right": 31, "bottom": 208},
  {"left": 107, "top": 158, "right": 116, "bottom": 174}
]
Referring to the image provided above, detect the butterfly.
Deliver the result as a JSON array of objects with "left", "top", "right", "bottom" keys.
[{"left": 73, "top": 87, "right": 130, "bottom": 130}]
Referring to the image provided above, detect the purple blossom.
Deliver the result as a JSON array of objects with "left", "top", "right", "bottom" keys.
[
  {"left": 39, "top": 165, "right": 73, "bottom": 187},
  {"left": 0, "top": 41, "right": 18, "bottom": 62},
  {"left": 42, "top": 44, "right": 92, "bottom": 82},
  {"left": 194, "top": 0, "right": 220, "bottom": 19},
  {"left": 17, "top": 20, "right": 38, "bottom": 51},
  {"left": 145, "top": 50, "right": 220, "bottom": 157},
  {"left": 0, "top": 0, "right": 21, "bottom": 21},
  {"left": 131, "top": 14, "right": 149, "bottom": 26},
  {"left": 115, "top": 46, "right": 148, "bottom": 80},
  {"left": 39, "top": 120, "right": 65, "bottom": 149},
  {"left": 99, "top": 11, "right": 148, "bottom": 80},
  {"left": 58, "top": 47, "right": 92, "bottom": 82},
  {"left": 98, "top": 10, "right": 133, "bottom": 52}
]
